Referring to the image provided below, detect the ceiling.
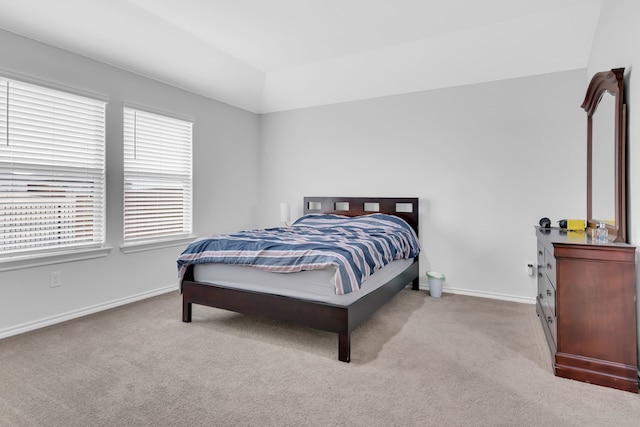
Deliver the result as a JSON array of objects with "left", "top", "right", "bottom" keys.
[{"left": 0, "top": 0, "right": 603, "bottom": 113}]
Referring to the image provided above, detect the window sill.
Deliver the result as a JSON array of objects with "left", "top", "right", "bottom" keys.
[
  {"left": 0, "top": 246, "right": 113, "bottom": 272},
  {"left": 120, "top": 235, "right": 196, "bottom": 254}
]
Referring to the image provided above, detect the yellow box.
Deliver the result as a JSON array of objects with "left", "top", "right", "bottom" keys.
[{"left": 567, "top": 219, "right": 585, "bottom": 231}]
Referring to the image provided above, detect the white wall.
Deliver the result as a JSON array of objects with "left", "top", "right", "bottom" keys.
[
  {"left": 587, "top": 0, "right": 640, "bottom": 368},
  {"left": 259, "top": 70, "right": 586, "bottom": 302},
  {"left": 0, "top": 29, "right": 260, "bottom": 337}
]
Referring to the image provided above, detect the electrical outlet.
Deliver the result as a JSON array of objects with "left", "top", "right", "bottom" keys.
[
  {"left": 525, "top": 262, "right": 534, "bottom": 276},
  {"left": 50, "top": 271, "right": 62, "bottom": 288}
]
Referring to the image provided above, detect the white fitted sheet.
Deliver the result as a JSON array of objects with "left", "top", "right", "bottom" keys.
[{"left": 193, "top": 258, "right": 414, "bottom": 306}]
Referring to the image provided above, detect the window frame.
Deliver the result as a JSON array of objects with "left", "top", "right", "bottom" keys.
[
  {"left": 122, "top": 106, "right": 193, "bottom": 245},
  {"left": 0, "top": 75, "right": 109, "bottom": 266}
]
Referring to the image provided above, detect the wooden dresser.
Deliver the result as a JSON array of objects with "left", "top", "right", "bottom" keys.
[{"left": 535, "top": 226, "right": 638, "bottom": 393}]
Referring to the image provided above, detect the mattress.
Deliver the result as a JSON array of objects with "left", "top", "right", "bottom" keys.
[{"left": 193, "top": 258, "right": 414, "bottom": 307}]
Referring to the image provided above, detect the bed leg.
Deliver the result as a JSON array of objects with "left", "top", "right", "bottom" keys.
[
  {"left": 412, "top": 276, "right": 420, "bottom": 291},
  {"left": 338, "top": 332, "right": 351, "bottom": 363},
  {"left": 183, "top": 300, "right": 192, "bottom": 323}
]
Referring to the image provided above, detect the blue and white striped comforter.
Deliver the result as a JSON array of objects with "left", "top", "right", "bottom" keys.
[{"left": 177, "top": 213, "right": 420, "bottom": 295}]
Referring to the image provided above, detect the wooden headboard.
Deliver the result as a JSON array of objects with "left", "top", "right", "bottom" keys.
[{"left": 303, "top": 197, "right": 419, "bottom": 235}]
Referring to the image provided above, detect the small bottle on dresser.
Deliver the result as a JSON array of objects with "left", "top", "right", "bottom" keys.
[{"left": 596, "top": 222, "right": 608, "bottom": 243}]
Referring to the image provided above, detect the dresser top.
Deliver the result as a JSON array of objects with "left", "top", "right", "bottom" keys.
[{"left": 535, "top": 226, "right": 635, "bottom": 250}]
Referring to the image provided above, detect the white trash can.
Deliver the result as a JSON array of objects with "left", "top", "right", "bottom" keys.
[{"left": 426, "top": 271, "right": 445, "bottom": 298}]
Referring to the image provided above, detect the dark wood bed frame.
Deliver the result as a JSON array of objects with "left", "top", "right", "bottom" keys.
[{"left": 181, "top": 196, "right": 420, "bottom": 362}]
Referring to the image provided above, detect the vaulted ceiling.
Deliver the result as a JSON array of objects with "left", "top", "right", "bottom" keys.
[{"left": 0, "top": 0, "right": 603, "bottom": 113}]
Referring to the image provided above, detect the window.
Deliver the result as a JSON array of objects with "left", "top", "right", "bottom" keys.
[
  {"left": 0, "top": 77, "right": 106, "bottom": 256},
  {"left": 123, "top": 108, "right": 192, "bottom": 241}
]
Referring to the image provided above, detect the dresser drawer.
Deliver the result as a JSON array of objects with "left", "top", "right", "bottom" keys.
[
  {"left": 543, "top": 247, "right": 556, "bottom": 287},
  {"left": 537, "top": 273, "right": 557, "bottom": 344},
  {"left": 537, "top": 241, "right": 545, "bottom": 271}
]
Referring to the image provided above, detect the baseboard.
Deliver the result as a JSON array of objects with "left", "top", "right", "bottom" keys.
[
  {"left": 418, "top": 281, "right": 536, "bottom": 305},
  {"left": 0, "top": 284, "right": 179, "bottom": 340},
  {"left": 2, "top": 281, "right": 534, "bottom": 340}
]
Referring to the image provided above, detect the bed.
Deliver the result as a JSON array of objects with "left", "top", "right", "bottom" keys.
[{"left": 179, "top": 196, "right": 420, "bottom": 362}]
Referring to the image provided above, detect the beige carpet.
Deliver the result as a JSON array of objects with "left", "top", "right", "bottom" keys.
[{"left": 1, "top": 289, "right": 639, "bottom": 426}]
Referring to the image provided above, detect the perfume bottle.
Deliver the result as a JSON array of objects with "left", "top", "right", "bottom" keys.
[{"left": 596, "top": 222, "right": 608, "bottom": 243}]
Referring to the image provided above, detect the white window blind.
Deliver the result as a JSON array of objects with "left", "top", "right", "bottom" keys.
[
  {"left": 0, "top": 77, "right": 106, "bottom": 255},
  {"left": 123, "top": 108, "right": 192, "bottom": 241}
]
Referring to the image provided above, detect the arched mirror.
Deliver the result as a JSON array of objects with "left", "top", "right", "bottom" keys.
[{"left": 582, "top": 68, "right": 626, "bottom": 242}]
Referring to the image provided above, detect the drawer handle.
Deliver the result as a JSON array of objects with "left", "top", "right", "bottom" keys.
[
  {"left": 547, "top": 263, "right": 552, "bottom": 270},
  {"left": 538, "top": 272, "right": 543, "bottom": 278},
  {"left": 546, "top": 289, "right": 552, "bottom": 297},
  {"left": 547, "top": 316, "right": 553, "bottom": 324},
  {"left": 538, "top": 251, "right": 543, "bottom": 256}
]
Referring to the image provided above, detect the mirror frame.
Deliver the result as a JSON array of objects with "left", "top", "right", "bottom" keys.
[{"left": 582, "top": 68, "right": 626, "bottom": 243}]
